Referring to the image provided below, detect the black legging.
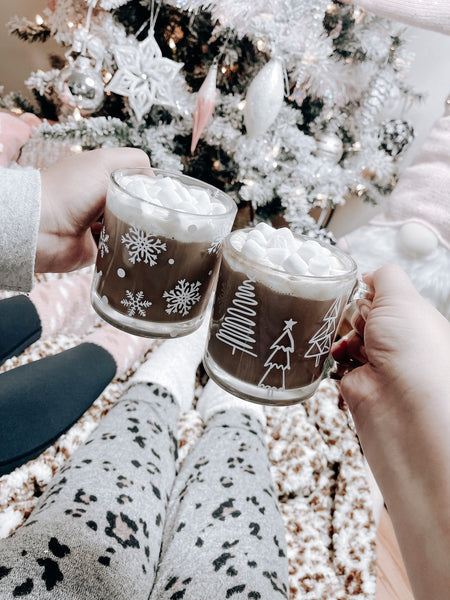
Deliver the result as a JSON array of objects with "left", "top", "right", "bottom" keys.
[{"left": 0, "top": 295, "right": 116, "bottom": 476}]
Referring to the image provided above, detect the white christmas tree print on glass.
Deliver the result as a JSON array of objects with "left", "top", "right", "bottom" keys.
[
  {"left": 304, "top": 297, "right": 342, "bottom": 366},
  {"left": 99, "top": 225, "right": 110, "bottom": 258},
  {"left": 258, "top": 319, "right": 297, "bottom": 390},
  {"left": 121, "top": 225, "right": 167, "bottom": 266},
  {"left": 216, "top": 277, "right": 258, "bottom": 357},
  {"left": 163, "top": 279, "right": 201, "bottom": 316},
  {"left": 121, "top": 290, "right": 152, "bottom": 317}
]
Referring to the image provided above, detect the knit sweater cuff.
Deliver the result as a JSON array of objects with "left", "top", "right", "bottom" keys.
[
  {"left": 355, "top": 0, "right": 450, "bottom": 35},
  {"left": 0, "top": 168, "right": 41, "bottom": 293}
]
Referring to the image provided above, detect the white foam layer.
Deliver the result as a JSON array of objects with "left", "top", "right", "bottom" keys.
[
  {"left": 108, "top": 174, "right": 233, "bottom": 243},
  {"left": 227, "top": 224, "right": 355, "bottom": 300}
]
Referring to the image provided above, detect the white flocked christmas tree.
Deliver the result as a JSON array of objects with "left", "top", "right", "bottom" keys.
[{"left": 2, "top": 0, "right": 420, "bottom": 237}]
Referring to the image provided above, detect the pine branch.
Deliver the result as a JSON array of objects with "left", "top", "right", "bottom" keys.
[
  {"left": 0, "top": 91, "right": 36, "bottom": 114},
  {"left": 39, "top": 116, "right": 131, "bottom": 148},
  {"left": 8, "top": 16, "right": 51, "bottom": 43}
]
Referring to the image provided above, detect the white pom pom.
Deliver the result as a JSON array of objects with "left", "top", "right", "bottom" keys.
[{"left": 397, "top": 222, "right": 439, "bottom": 257}]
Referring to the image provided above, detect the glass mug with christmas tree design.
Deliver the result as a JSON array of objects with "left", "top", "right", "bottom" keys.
[
  {"left": 91, "top": 167, "right": 237, "bottom": 338},
  {"left": 204, "top": 224, "right": 367, "bottom": 405}
]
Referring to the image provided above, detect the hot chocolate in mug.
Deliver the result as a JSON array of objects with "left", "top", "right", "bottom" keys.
[
  {"left": 203, "top": 224, "right": 370, "bottom": 405},
  {"left": 91, "top": 167, "right": 237, "bottom": 338}
]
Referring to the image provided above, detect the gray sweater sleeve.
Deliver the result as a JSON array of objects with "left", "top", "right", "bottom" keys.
[{"left": 0, "top": 168, "right": 41, "bottom": 293}]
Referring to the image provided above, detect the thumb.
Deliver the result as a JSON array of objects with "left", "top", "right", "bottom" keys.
[{"left": 367, "top": 264, "right": 419, "bottom": 306}]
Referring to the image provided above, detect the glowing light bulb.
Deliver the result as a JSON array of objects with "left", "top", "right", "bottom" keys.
[
  {"left": 35, "top": 14, "right": 44, "bottom": 25},
  {"left": 256, "top": 39, "right": 267, "bottom": 51},
  {"left": 168, "top": 38, "right": 176, "bottom": 49}
]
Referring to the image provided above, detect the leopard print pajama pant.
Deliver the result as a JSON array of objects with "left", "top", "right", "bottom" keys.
[{"left": 0, "top": 383, "right": 289, "bottom": 599}]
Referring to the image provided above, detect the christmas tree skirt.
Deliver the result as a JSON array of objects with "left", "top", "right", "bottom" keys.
[{"left": 0, "top": 272, "right": 377, "bottom": 599}]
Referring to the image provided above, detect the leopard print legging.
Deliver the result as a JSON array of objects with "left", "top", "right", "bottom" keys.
[{"left": 0, "top": 383, "right": 288, "bottom": 599}]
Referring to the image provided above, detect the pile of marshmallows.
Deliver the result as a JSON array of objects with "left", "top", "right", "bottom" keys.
[
  {"left": 120, "top": 174, "right": 347, "bottom": 278},
  {"left": 232, "top": 223, "right": 347, "bottom": 278},
  {"left": 122, "top": 174, "right": 228, "bottom": 216}
]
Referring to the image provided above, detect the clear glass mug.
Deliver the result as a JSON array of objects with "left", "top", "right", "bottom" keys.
[
  {"left": 203, "top": 227, "right": 369, "bottom": 405},
  {"left": 91, "top": 167, "right": 237, "bottom": 338}
]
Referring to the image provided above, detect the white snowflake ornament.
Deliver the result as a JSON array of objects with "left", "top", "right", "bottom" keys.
[{"left": 106, "top": 34, "right": 184, "bottom": 121}]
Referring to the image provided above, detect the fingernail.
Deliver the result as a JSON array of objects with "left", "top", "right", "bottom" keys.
[
  {"left": 359, "top": 304, "right": 370, "bottom": 321},
  {"left": 331, "top": 338, "right": 348, "bottom": 362}
]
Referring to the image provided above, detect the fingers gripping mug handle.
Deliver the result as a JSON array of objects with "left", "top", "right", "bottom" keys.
[{"left": 327, "top": 279, "right": 374, "bottom": 384}]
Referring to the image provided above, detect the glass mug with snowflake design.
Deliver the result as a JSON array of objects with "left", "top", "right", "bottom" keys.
[
  {"left": 204, "top": 225, "right": 367, "bottom": 405},
  {"left": 91, "top": 167, "right": 237, "bottom": 338}
]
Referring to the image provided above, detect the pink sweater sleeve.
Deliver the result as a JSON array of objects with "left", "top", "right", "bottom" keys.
[{"left": 354, "top": 0, "right": 450, "bottom": 35}]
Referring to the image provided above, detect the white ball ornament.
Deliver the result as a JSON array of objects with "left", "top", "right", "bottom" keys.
[
  {"left": 244, "top": 59, "right": 284, "bottom": 138},
  {"left": 397, "top": 222, "right": 439, "bottom": 258},
  {"left": 315, "top": 132, "right": 344, "bottom": 162}
]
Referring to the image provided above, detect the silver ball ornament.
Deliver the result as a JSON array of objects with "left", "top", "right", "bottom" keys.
[
  {"left": 58, "top": 56, "right": 104, "bottom": 114},
  {"left": 315, "top": 132, "right": 344, "bottom": 161}
]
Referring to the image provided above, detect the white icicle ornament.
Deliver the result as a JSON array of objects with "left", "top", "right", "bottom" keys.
[{"left": 243, "top": 58, "right": 284, "bottom": 138}]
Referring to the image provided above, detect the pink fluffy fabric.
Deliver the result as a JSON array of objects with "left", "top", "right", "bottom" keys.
[{"left": 371, "top": 110, "right": 450, "bottom": 252}]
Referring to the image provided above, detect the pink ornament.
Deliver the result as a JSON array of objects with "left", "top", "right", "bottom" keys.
[
  {"left": 191, "top": 63, "right": 218, "bottom": 154},
  {"left": 47, "top": 0, "right": 57, "bottom": 11}
]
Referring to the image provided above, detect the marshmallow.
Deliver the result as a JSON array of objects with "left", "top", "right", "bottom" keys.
[
  {"left": 308, "top": 255, "right": 330, "bottom": 276},
  {"left": 283, "top": 253, "right": 308, "bottom": 276},
  {"left": 254, "top": 221, "right": 275, "bottom": 241},
  {"left": 247, "top": 229, "right": 268, "bottom": 247},
  {"left": 297, "top": 239, "right": 322, "bottom": 261},
  {"left": 109, "top": 173, "right": 233, "bottom": 243},
  {"left": 229, "top": 225, "right": 349, "bottom": 277},
  {"left": 266, "top": 247, "right": 290, "bottom": 265},
  {"left": 241, "top": 239, "right": 267, "bottom": 262}
]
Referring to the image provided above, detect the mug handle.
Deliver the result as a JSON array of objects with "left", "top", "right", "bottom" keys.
[
  {"left": 325, "top": 279, "right": 375, "bottom": 383},
  {"left": 349, "top": 279, "right": 374, "bottom": 303}
]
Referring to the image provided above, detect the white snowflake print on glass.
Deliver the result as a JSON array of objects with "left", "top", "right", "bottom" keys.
[
  {"left": 163, "top": 279, "right": 201, "bottom": 317},
  {"left": 99, "top": 226, "right": 110, "bottom": 258},
  {"left": 91, "top": 167, "right": 237, "bottom": 338},
  {"left": 121, "top": 225, "right": 167, "bottom": 266},
  {"left": 120, "top": 290, "right": 152, "bottom": 317}
]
